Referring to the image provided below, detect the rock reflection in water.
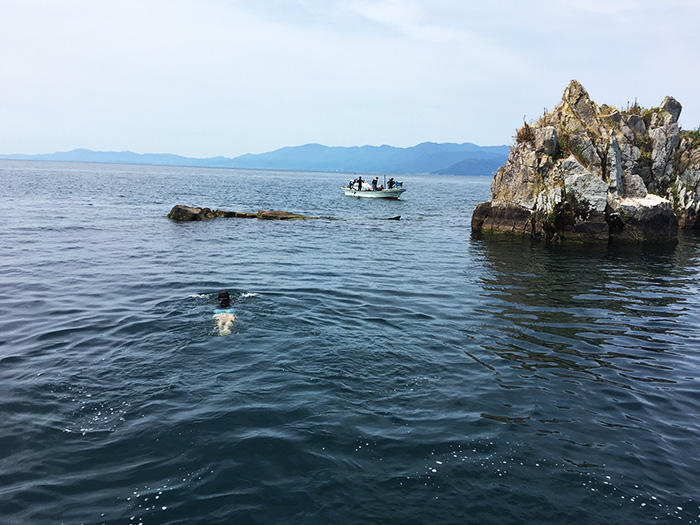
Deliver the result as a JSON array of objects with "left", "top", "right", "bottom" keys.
[
  {"left": 470, "top": 235, "right": 697, "bottom": 387},
  {"left": 459, "top": 234, "right": 700, "bottom": 523}
]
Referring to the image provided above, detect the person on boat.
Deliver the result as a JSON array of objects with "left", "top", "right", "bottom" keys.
[
  {"left": 388, "top": 177, "right": 395, "bottom": 189},
  {"left": 213, "top": 290, "right": 235, "bottom": 335},
  {"left": 356, "top": 176, "right": 364, "bottom": 191},
  {"left": 371, "top": 177, "right": 379, "bottom": 191}
]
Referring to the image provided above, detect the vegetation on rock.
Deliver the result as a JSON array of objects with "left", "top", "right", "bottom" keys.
[{"left": 516, "top": 122, "right": 535, "bottom": 144}]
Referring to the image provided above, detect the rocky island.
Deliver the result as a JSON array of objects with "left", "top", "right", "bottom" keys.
[{"left": 471, "top": 80, "right": 700, "bottom": 242}]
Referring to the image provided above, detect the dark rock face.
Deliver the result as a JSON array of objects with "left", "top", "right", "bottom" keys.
[
  {"left": 167, "top": 205, "right": 217, "bottom": 221},
  {"left": 471, "top": 202, "right": 533, "bottom": 235},
  {"left": 536, "top": 195, "right": 609, "bottom": 242},
  {"left": 471, "top": 80, "right": 698, "bottom": 242},
  {"left": 609, "top": 196, "right": 679, "bottom": 242}
]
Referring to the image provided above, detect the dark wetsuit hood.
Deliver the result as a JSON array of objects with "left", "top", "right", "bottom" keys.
[{"left": 217, "top": 290, "right": 231, "bottom": 308}]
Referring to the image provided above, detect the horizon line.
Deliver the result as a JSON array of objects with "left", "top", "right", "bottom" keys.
[
  {"left": 0, "top": 140, "right": 511, "bottom": 159},
  {"left": 0, "top": 156, "right": 502, "bottom": 177}
]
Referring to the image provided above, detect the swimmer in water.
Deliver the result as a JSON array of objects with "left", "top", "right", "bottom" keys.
[
  {"left": 213, "top": 290, "right": 235, "bottom": 335},
  {"left": 218, "top": 290, "right": 231, "bottom": 308}
]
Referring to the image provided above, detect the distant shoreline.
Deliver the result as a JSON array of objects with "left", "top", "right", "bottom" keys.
[
  {"left": 0, "top": 142, "right": 508, "bottom": 177},
  {"left": 0, "top": 157, "right": 498, "bottom": 176}
]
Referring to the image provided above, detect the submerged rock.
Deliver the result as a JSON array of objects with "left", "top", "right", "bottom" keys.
[
  {"left": 471, "top": 80, "right": 699, "bottom": 242},
  {"left": 256, "top": 210, "right": 316, "bottom": 220}
]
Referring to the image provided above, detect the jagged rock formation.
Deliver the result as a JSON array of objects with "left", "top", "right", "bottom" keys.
[{"left": 472, "top": 80, "right": 700, "bottom": 242}]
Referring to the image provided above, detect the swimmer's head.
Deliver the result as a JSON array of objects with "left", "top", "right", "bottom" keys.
[{"left": 217, "top": 290, "right": 230, "bottom": 307}]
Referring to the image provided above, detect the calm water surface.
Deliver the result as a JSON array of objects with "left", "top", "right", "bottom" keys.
[{"left": 1, "top": 160, "right": 699, "bottom": 524}]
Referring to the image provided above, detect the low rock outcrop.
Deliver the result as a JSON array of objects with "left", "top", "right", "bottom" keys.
[
  {"left": 168, "top": 205, "right": 315, "bottom": 221},
  {"left": 472, "top": 80, "right": 700, "bottom": 242},
  {"left": 167, "top": 205, "right": 402, "bottom": 222},
  {"left": 256, "top": 210, "right": 315, "bottom": 220}
]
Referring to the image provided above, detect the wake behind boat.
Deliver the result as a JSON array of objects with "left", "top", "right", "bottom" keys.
[{"left": 342, "top": 176, "right": 406, "bottom": 199}]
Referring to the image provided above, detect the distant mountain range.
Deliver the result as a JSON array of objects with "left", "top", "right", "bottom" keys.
[{"left": 0, "top": 142, "right": 509, "bottom": 176}]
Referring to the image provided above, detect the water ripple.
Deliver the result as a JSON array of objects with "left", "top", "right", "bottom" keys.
[{"left": 0, "top": 161, "right": 698, "bottom": 523}]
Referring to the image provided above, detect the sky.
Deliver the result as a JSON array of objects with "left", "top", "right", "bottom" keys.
[{"left": 1, "top": 0, "right": 699, "bottom": 157}]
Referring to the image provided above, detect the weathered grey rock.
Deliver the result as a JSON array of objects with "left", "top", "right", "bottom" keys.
[
  {"left": 563, "top": 165, "right": 608, "bottom": 214},
  {"left": 600, "top": 106, "right": 622, "bottom": 127},
  {"left": 535, "top": 126, "right": 557, "bottom": 155},
  {"left": 618, "top": 141, "right": 641, "bottom": 176},
  {"left": 672, "top": 137, "right": 700, "bottom": 229},
  {"left": 649, "top": 122, "right": 681, "bottom": 189},
  {"left": 471, "top": 80, "right": 697, "bottom": 242},
  {"left": 490, "top": 146, "right": 538, "bottom": 210},
  {"left": 535, "top": 185, "right": 563, "bottom": 213},
  {"left": 607, "top": 131, "right": 624, "bottom": 195},
  {"left": 560, "top": 156, "right": 588, "bottom": 177},
  {"left": 622, "top": 174, "right": 648, "bottom": 198},
  {"left": 565, "top": 80, "right": 598, "bottom": 125},
  {"left": 661, "top": 96, "right": 682, "bottom": 123},
  {"left": 627, "top": 115, "right": 646, "bottom": 135},
  {"left": 569, "top": 133, "right": 605, "bottom": 177}
]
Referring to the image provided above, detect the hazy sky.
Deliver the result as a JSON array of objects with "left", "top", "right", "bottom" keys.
[{"left": 2, "top": 0, "right": 699, "bottom": 157}]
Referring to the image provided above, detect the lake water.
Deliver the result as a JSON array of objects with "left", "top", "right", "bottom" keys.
[{"left": 1, "top": 160, "right": 699, "bottom": 524}]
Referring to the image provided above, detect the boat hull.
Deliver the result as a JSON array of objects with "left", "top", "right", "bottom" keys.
[{"left": 341, "top": 186, "right": 406, "bottom": 199}]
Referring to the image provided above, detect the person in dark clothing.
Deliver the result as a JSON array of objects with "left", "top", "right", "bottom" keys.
[
  {"left": 371, "top": 177, "right": 379, "bottom": 191},
  {"left": 217, "top": 290, "right": 231, "bottom": 308},
  {"left": 388, "top": 177, "right": 395, "bottom": 189},
  {"left": 214, "top": 290, "right": 235, "bottom": 335},
  {"left": 356, "top": 176, "right": 364, "bottom": 191}
]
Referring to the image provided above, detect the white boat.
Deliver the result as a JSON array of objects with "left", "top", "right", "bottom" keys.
[{"left": 341, "top": 181, "right": 406, "bottom": 199}]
